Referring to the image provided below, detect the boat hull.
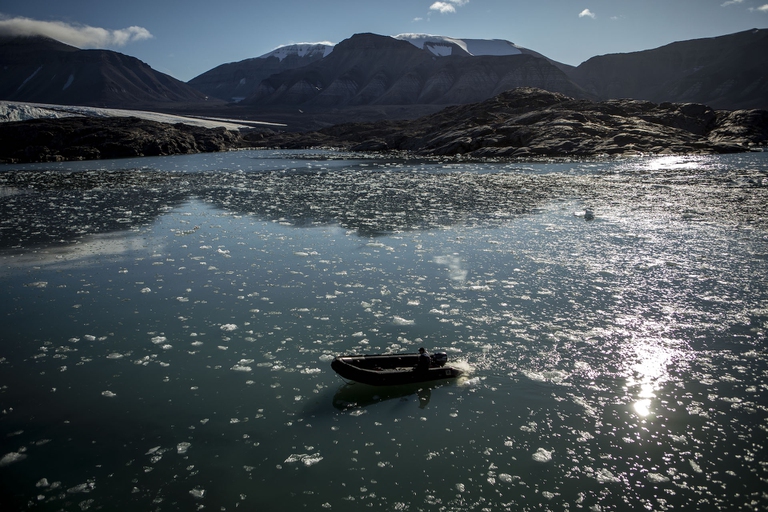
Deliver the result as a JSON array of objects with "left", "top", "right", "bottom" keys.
[{"left": 331, "top": 353, "right": 462, "bottom": 386}]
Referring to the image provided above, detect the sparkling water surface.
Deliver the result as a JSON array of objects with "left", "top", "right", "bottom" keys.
[{"left": 1, "top": 150, "right": 767, "bottom": 511}]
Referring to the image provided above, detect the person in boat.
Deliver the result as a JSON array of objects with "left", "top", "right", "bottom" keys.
[{"left": 415, "top": 347, "right": 431, "bottom": 373}]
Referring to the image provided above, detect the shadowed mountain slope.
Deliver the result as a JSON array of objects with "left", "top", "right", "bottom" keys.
[
  {"left": 0, "top": 35, "right": 214, "bottom": 108},
  {"left": 244, "top": 33, "right": 588, "bottom": 107},
  {"left": 569, "top": 28, "right": 768, "bottom": 110}
]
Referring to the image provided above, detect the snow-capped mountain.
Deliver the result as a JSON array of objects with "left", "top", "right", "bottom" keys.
[
  {"left": 394, "top": 33, "right": 524, "bottom": 57},
  {"left": 188, "top": 42, "right": 335, "bottom": 102},
  {"left": 245, "top": 33, "right": 584, "bottom": 108},
  {"left": 188, "top": 35, "right": 571, "bottom": 104},
  {"left": 258, "top": 42, "right": 335, "bottom": 61}
]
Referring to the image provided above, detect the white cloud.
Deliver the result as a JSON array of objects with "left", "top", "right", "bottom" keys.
[
  {"left": 755, "top": 3, "right": 768, "bottom": 11},
  {"left": 720, "top": 0, "right": 743, "bottom": 6},
  {"left": 429, "top": 0, "right": 468, "bottom": 14},
  {"left": 579, "top": 8, "right": 596, "bottom": 19},
  {"left": 0, "top": 15, "right": 153, "bottom": 48}
]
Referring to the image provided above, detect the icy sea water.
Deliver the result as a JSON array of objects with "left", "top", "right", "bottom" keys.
[{"left": 0, "top": 150, "right": 767, "bottom": 511}]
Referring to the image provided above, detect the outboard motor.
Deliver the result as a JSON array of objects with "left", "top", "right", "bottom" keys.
[{"left": 430, "top": 352, "right": 448, "bottom": 367}]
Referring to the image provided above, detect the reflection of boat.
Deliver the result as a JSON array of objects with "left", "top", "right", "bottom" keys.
[
  {"left": 330, "top": 352, "right": 462, "bottom": 386},
  {"left": 332, "top": 381, "right": 439, "bottom": 410}
]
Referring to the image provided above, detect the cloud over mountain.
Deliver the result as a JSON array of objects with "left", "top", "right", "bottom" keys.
[
  {"left": 429, "top": 0, "right": 468, "bottom": 14},
  {"left": 0, "top": 15, "right": 152, "bottom": 48}
]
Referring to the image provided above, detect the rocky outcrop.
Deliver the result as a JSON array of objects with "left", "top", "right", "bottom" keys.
[
  {"left": 0, "top": 116, "right": 244, "bottom": 163},
  {"left": 245, "top": 88, "right": 768, "bottom": 157}
]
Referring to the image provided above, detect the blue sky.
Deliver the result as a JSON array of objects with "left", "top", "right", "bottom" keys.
[{"left": 1, "top": 0, "right": 766, "bottom": 82}]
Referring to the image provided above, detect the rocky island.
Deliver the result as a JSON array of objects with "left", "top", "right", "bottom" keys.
[
  {"left": 1, "top": 88, "right": 767, "bottom": 164},
  {"left": 246, "top": 88, "right": 768, "bottom": 157}
]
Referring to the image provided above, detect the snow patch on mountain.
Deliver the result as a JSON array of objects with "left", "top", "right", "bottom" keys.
[
  {"left": 259, "top": 42, "right": 335, "bottom": 61},
  {"left": 394, "top": 33, "right": 524, "bottom": 57}
]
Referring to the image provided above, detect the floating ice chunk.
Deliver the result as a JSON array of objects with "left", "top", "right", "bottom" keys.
[
  {"left": 393, "top": 316, "right": 415, "bottom": 326},
  {"left": 284, "top": 453, "right": 323, "bottom": 467},
  {"left": 189, "top": 487, "right": 206, "bottom": 499},
  {"left": 231, "top": 364, "right": 252, "bottom": 372},
  {"left": 523, "top": 369, "right": 570, "bottom": 384},
  {"left": 498, "top": 474, "right": 520, "bottom": 484},
  {"left": 0, "top": 451, "right": 27, "bottom": 467},
  {"left": 646, "top": 473, "right": 670, "bottom": 483},
  {"left": 84, "top": 335, "right": 96, "bottom": 342},
  {"left": 27, "top": 281, "right": 48, "bottom": 288},
  {"left": 36, "top": 478, "right": 50, "bottom": 488},
  {"left": 140, "top": 287, "right": 151, "bottom": 293},
  {"left": 592, "top": 468, "right": 620, "bottom": 483},
  {"left": 532, "top": 448, "right": 552, "bottom": 463},
  {"left": 106, "top": 353, "right": 124, "bottom": 359},
  {"left": 220, "top": 324, "right": 238, "bottom": 332},
  {"left": 177, "top": 442, "right": 191, "bottom": 454},
  {"left": 459, "top": 377, "right": 482, "bottom": 387},
  {"left": 101, "top": 391, "right": 116, "bottom": 398},
  {"left": 151, "top": 336, "right": 167, "bottom": 344},
  {"left": 67, "top": 482, "right": 94, "bottom": 493}
]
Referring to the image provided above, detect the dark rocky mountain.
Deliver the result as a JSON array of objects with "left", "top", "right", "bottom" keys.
[
  {"left": 0, "top": 35, "right": 214, "bottom": 108},
  {"left": 246, "top": 88, "right": 768, "bottom": 157},
  {"left": 569, "top": 28, "right": 768, "bottom": 110},
  {"left": 188, "top": 43, "right": 332, "bottom": 103},
  {"left": 244, "top": 33, "right": 587, "bottom": 107}
]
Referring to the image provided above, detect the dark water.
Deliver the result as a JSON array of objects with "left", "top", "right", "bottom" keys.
[{"left": 1, "top": 150, "right": 767, "bottom": 511}]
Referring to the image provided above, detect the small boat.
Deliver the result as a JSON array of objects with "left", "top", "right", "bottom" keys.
[{"left": 330, "top": 351, "right": 463, "bottom": 386}]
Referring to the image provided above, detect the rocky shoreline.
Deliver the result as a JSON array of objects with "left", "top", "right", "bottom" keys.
[
  {"left": 246, "top": 88, "right": 768, "bottom": 157},
  {"left": 1, "top": 88, "right": 767, "bottom": 164},
  {"left": 0, "top": 116, "right": 243, "bottom": 164}
]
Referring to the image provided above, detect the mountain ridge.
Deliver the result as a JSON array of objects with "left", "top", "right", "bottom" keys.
[
  {"left": 569, "top": 28, "right": 768, "bottom": 110},
  {"left": 244, "top": 33, "right": 586, "bottom": 107},
  {"left": 0, "top": 28, "right": 766, "bottom": 116},
  {"left": 0, "top": 35, "right": 216, "bottom": 108}
]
